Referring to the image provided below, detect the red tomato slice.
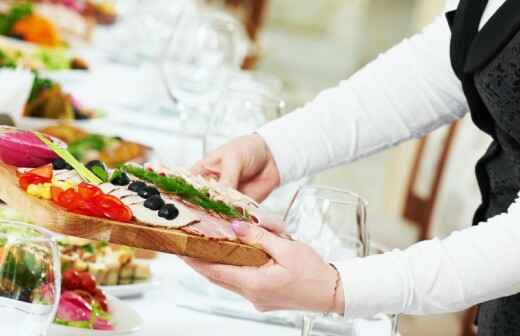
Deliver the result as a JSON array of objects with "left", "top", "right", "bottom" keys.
[
  {"left": 19, "top": 173, "right": 50, "bottom": 190},
  {"left": 77, "top": 182, "right": 102, "bottom": 200},
  {"left": 57, "top": 188, "right": 82, "bottom": 210},
  {"left": 93, "top": 194, "right": 133, "bottom": 222},
  {"left": 28, "top": 164, "right": 53, "bottom": 179}
]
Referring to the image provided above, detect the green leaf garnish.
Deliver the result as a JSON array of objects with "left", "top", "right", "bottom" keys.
[
  {"left": 123, "top": 165, "right": 250, "bottom": 220},
  {"left": 81, "top": 244, "right": 94, "bottom": 254},
  {"left": 33, "top": 132, "right": 103, "bottom": 185}
]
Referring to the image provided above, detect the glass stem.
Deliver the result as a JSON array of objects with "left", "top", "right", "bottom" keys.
[{"left": 301, "top": 314, "right": 316, "bottom": 336}]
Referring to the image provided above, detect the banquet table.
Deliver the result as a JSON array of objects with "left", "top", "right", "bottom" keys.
[{"left": 121, "top": 254, "right": 394, "bottom": 336}]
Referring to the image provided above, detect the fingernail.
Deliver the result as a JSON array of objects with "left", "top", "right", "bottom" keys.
[{"left": 231, "top": 221, "right": 250, "bottom": 236}]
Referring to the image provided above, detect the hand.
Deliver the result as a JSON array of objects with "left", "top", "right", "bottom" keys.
[
  {"left": 183, "top": 219, "right": 345, "bottom": 314},
  {"left": 192, "top": 134, "right": 280, "bottom": 202}
]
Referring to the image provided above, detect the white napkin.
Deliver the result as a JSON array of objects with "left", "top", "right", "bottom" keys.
[{"left": 0, "top": 69, "right": 34, "bottom": 118}]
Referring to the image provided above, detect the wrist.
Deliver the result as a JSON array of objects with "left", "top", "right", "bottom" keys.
[{"left": 321, "top": 263, "right": 345, "bottom": 314}]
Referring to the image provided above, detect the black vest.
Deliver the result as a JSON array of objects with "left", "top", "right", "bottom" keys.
[{"left": 447, "top": 0, "right": 520, "bottom": 334}]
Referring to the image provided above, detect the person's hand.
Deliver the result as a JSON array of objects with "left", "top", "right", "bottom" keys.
[
  {"left": 192, "top": 134, "right": 280, "bottom": 202},
  {"left": 182, "top": 219, "right": 345, "bottom": 314}
]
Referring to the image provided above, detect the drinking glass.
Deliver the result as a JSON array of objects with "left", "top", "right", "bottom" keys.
[
  {"left": 160, "top": 9, "right": 246, "bottom": 121},
  {"left": 202, "top": 89, "right": 285, "bottom": 155},
  {"left": 282, "top": 185, "right": 369, "bottom": 336},
  {"left": 0, "top": 220, "right": 61, "bottom": 336}
]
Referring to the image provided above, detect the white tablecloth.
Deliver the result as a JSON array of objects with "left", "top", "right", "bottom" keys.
[{"left": 121, "top": 254, "right": 393, "bottom": 336}]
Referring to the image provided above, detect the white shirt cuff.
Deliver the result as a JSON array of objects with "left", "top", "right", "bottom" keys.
[{"left": 332, "top": 253, "right": 405, "bottom": 318}]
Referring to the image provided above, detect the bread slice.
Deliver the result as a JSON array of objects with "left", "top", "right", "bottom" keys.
[{"left": 0, "top": 162, "right": 269, "bottom": 267}]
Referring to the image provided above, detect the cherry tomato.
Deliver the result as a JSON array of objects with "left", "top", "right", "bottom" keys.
[
  {"left": 62, "top": 269, "right": 82, "bottom": 291},
  {"left": 28, "top": 164, "right": 53, "bottom": 179},
  {"left": 18, "top": 173, "right": 51, "bottom": 190},
  {"left": 93, "top": 194, "right": 133, "bottom": 222},
  {"left": 78, "top": 182, "right": 102, "bottom": 199},
  {"left": 50, "top": 186, "right": 63, "bottom": 203}
]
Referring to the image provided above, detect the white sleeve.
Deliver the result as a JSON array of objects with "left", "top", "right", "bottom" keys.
[
  {"left": 334, "top": 194, "right": 520, "bottom": 318},
  {"left": 257, "top": 15, "right": 468, "bottom": 184}
]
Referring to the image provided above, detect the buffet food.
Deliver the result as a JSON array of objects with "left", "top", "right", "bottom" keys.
[
  {"left": 56, "top": 268, "right": 113, "bottom": 330},
  {"left": 0, "top": 232, "right": 55, "bottom": 303},
  {"left": 24, "top": 73, "right": 98, "bottom": 120},
  {"left": 0, "top": 2, "right": 93, "bottom": 46},
  {"left": 40, "top": 124, "right": 149, "bottom": 167},
  {"left": 38, "top": 0, "right": 117, "bottom": 25},
  {"left": 58, "top": 237, "right": 151, "bottom": 286},
  {"left": 0, "top": 35, "right": 88, "bottom": 70},
  {"left": 0, "top": 127, "right": 269, "bottom": 266}
]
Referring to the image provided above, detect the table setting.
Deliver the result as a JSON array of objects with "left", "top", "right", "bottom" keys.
[{"left": 0, "top": 1, "right": 398, "bottom": 335}]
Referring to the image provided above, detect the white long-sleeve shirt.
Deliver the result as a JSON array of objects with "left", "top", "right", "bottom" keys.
[{"left": 257, "top": 0, "right": 520, "bottom": 318}]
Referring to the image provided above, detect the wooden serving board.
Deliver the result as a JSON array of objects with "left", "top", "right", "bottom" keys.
[{"left": 0, "top": 163, "right": 269, "bottom": 267}]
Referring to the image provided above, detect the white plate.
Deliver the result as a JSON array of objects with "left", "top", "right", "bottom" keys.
[
  {"left": 101, "top": 277, "right": 161, "bottom": 298},
  {"left": 49, "top": 295, "right": 143, "bottom": 336}
]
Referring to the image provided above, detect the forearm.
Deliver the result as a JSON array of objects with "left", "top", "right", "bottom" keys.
[
  {"left": 257, "top": 16, "right": 467, "bottom": 184},
  {"left": 334, "top": 194, "right": 520, "bottom": 318}
]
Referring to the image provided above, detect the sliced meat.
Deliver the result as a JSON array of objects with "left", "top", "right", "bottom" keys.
[
  {"left": 130, "top": 198, "right": 199, "bottom": 229},
  {"left": 53, "top": 169, "right": 82, "bottom": 183},
  {"left": 120, "top": 195, "right": 144, "bottom": 206},
  {"left": 99, "top": 183, "right": 117, "bottom": 194},
  {"left": 180, "top": 206, "right": 237, "bottom": 240},
  {"left": 110, "top": 188, "right": 135, "bottom": 198}
]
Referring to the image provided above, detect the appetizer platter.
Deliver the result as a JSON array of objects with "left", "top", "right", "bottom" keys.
[
  {"left": 58, "top": 237, "right": 152, "bottom": 287},
  {"left": 23, "top": 72, "right": 100, "bottom": 121},
  {"left": 49, "top": 294, "right": 143, "bottom": 335},
  {"left": 0, "top": 126, "right": 270, "bottom": 266},
  {"left": 0, "top": 35, "right": 88, "bottom": 70},
  {"left": 53, "top": 267, "right": 143, "bottom": 334},
  {"left": 39, "top": 124, "right": 150, "bottom": 167},
  {"left": 0, "top": 2, "right": 93, "bottom": 47}
]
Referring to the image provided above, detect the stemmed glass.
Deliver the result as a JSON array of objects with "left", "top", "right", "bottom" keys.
[
  {"left": 160, "top": 8, "right": 246, "bottom": 124},
  {"left": 0, "top": 220, "right": 61, "bottom": 336},
  {"left": 282, "top": 185, "right": 369, "bottom": 336}
]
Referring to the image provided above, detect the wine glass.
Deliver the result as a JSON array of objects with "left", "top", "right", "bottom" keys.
[
  {"left": 160, "top": 8, "right": 246, "bottom": 123},
  {"left": 202, "top": 88, "right": 285, "bottom": 155},
  {"left": 283, "top": 185, "right": 369, "bottom": 336},
  {"left": 0, "top": 220, "right": 61, "bottom": 336}
]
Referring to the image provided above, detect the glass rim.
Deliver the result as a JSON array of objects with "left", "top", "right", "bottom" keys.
[
  {"left": 297, "top": 184, "right": 369, "bottom": 207},
  {"left": 0, "top": 220, "right": 58, "bottom": 242}
]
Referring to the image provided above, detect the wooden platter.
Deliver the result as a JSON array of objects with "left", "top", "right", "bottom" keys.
[{"left": 0, "top": 163, "right": 269, "bottom": 266}]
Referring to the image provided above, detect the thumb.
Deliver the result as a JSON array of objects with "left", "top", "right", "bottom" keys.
[{"left": 231, "top": 220, "right": 290, "bottom": 263}]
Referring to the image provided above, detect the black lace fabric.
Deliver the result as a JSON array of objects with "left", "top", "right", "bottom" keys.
[{"left": 473, "top": 29, "right": 520, "bottom": 335}]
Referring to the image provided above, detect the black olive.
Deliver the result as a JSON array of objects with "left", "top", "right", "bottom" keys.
[
  {"left": 111, "top": 172, "right": 130, "bottom": 186},
  {"left": 85, "top": 160, "right": 105, "bottom": 171},
  {"left": 128, "top": 181, "right": 146, "bottom": 192},
  {"left": 52, "top": 158, "right": 67, "bottom": 170},
  {"left": 138, "top": 186, "right": 159, "bottom": 199},
  {"left": 138, "top": 186, "right": 160, "bottom": 199},
  {"left": 144, "top": 195, "right": 165, "bottom": 210},
  {"left": 158, "top": 204, "right": 179, "bottom": 220}
]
